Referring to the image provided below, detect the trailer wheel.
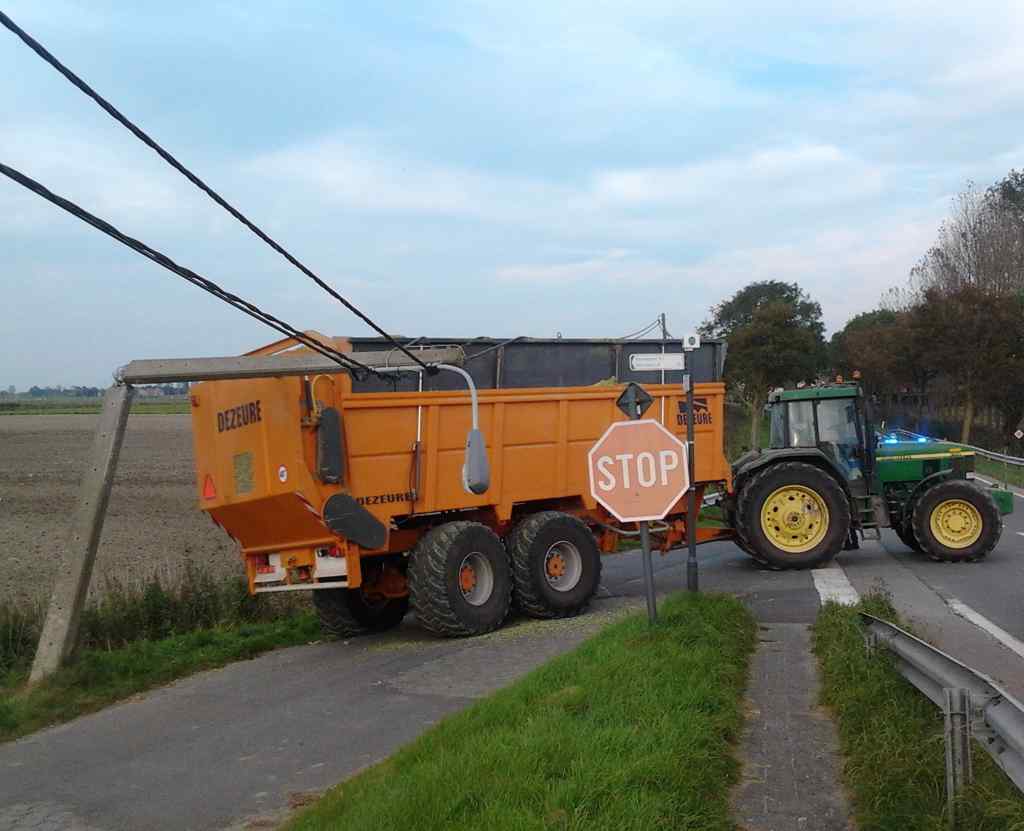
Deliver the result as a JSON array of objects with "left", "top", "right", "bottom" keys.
[
  {"left": 313, "top": 587, "right": 409, "bottom": 638},
  {"left": 736, "top": 462, "right": 850, "bottom": 569},
  {"left": 409, "top": 521, "right": 512, "bottom": 636},
  {"left": 507, "top": 511, "right": 602, "bottom": 619},
  {"left": 912, "top": 480, "right": 1000, "bottom": 562}
]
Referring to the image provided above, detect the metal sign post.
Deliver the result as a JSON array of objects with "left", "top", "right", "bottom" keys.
[
  {"left": 617, "top": 383, "right": 657, "bottom": 623},
  {"left": 683, "top": 339, "right": 700, "bottom": 593},
  {"left": 588, "top": 385, "right": 690, "bottom": 626}
]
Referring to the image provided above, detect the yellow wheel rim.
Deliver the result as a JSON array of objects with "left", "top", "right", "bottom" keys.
[
  {"left": 760, "top": 485, "right": 830, "bottom": 554},
  {"left": 929, "top": 499, "right": 982, "bottom": 549}
]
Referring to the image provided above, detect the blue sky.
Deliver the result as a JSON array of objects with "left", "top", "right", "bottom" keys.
[{"left": 2, "top": 1, "right": 1023, "bottom": 387}]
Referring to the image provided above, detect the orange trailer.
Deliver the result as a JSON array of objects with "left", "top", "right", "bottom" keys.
[{"left": 190, "top": 337, "right": 732, "bottom": 637}]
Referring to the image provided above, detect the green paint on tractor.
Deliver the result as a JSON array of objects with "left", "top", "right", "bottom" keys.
[{"left": 723, "top": 381, "right": 1012, "bottom": 569}]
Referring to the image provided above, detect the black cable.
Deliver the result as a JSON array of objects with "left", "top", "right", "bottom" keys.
[
  {"left": 620, "top": 319, "right": 660, "bottom": 340},
  {"left": 0, "top": 10, "right": 429, "bottom": 372},
  {"left": 0, "top": 161, "right": 378, "bottom": 377}
]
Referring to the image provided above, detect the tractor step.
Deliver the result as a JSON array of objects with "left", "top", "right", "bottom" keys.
[{"left": 854, "top": 495, "right": 885, "bottom": 541}]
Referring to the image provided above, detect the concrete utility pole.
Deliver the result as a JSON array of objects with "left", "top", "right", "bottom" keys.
[
  {"left": 30, "top": 384, "right": 134, "bottom": 683},
  {"left": 30, "top": 347, "right": 465, "bottom": 683}
]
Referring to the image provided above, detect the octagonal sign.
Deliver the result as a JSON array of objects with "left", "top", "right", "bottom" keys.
[{"left": 587, "top": 419, "right": 690, "bottom": 522}]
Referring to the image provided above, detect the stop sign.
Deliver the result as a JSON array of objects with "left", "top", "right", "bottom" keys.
[{"left": 587, "top": 419, "right": 690, "bottom": 522}]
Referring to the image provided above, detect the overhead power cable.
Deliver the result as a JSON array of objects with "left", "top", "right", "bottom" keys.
[
  {"left": 0, "top": 10, "right": 429, "bottom": 372},
  {"left": 619, "top": 318, "right": 661, "bottom": 340},
  {"left": 0, "top": 161, "right": 379, "bottom": 378}
]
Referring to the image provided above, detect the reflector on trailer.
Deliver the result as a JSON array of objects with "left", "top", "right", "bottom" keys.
[{"left": 202, "top": 474, "right": 217, "bottom": 500}]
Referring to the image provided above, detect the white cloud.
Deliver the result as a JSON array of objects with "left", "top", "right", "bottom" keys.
[
  {"left": 591, "top": 144, "right": 882, "bottom": 208},
  {"left": 244, "top": 135, "right": 888, "bottom": 247},
  {"left": 495, "top": 211, "right": 942, "bottom": 334}
]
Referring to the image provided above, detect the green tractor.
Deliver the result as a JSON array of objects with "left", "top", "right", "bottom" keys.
[{"left": 725, "top": 383, "right": 1014, "bottom": 569}]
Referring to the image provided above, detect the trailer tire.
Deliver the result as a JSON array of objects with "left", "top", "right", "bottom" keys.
[
  {"left": 409, "top": 521, "right": 512, "bottom": 637},
  {"left": 313, "top": 587, "right": 409, "bottom": 638},
  {"left": 736, "top": 462, "right": 850, "bottom": 569},
  {"left": 507, "top": 512, "right": 602, "bottom": 619},
  {"left": 912, "top": 480, "right": 1000, "bottom": 562}
]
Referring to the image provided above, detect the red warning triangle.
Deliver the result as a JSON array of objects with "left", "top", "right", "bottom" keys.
[{"left": 202, "top": 474, "right": 217, "bottom": 500}]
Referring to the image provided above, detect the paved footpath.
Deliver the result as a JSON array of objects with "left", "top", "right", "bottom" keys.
[{"left": 732, "top": 623, "right": 852, "bottom": 831}]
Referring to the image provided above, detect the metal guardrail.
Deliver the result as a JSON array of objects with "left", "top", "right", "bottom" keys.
[
  {"left": 862, "top": 613, "right": 1024, "bottom": 826},
  {"left": 889, "top": 428, "right": 1024, "bottom": 467}
]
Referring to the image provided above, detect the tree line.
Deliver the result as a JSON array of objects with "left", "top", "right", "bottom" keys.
[{"left": 702, "top": 169, "right": 1024, "bottom": 449}]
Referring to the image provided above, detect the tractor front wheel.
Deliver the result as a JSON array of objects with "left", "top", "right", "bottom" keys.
[
  {"left": 736, "top": 462, "right": 850, "bottom": 569},
  {"left": 912, "top": 480, "right": 1000, "bottom": 562},
  {"left": 894, "top": 524, "right": 922, "bottom": 553}
]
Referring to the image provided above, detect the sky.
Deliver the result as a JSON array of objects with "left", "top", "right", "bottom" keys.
[{"left": 2, "top": 1, "right": 1023, "bottom": 388}]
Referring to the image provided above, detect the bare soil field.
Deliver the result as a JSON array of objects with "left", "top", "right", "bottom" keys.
[{"left": 0, "top": 414, "right": 238, "bottom": 608}]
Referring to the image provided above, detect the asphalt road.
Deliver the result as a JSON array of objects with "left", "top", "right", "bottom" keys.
[{"left": 3, "top": 507, "right": 1023, "bottom": 830}]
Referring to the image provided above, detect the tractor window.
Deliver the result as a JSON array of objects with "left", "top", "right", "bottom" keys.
[
  {"left": 788, "top": 401, "right": 815, "bottom": 447},
  {"left": 817, "top": 397, "right": 863, "bottom": 481},
  {"left": 769, "top": 404, "right": 786, "bottom": 448},
  {"left": 817, "top": 399, "right": 858, "bottom": 446}
]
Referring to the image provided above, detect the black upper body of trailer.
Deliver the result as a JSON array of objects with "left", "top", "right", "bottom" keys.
[{"left": 346, "top": 337, "right": 727, "bottom": 393}]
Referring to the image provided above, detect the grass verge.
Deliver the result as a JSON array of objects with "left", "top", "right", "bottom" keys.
[
  {"left": 0, "top": 612, "right": 319, "bottom": 743},
  {"left": 815, "top": 594, "right": 1024, "bottom": 830},
  {"left": 976, "top": 456, "right": 1024, "bottom": 490},
  {"left": 0, "top": 398, "right": 190, "bottom": 416},
  {"left": 285, "top": 593, "right": 756, "bottom": 831}
]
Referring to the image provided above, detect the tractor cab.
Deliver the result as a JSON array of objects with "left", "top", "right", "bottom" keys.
[{"left": 765, "top": 383, "right": 873, "bottom": 490}]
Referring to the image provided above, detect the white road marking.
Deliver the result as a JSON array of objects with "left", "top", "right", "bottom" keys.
[
  {"left": 812, "top": 563, "right": 860, "bottom": 606},
  {"left": 1017, "top": 532, "right": 1024, "bottom": 538},
  {"left": 946, "top": 597, "right": 1024, "bottom": 661}
]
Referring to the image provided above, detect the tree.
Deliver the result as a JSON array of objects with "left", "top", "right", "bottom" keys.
[
  {"left": 700, "top": 280, "right": 825, "bottom": 344},
  {"left": 909, "top": 181, "right": 1024, "bottom": 442},
  {"left": 726, "top": 300, "right": 826, "bottom": 448}
]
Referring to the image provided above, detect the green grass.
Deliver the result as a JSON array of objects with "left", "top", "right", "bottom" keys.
[
  {"left": 724, "top": 404, "right": 769, "bottom": 461},
  {"left": 976, "top": 456, "right": 1024, "bottom": 489},
  {"left": 815, "top": 594, "right": 1024, "bottom": 831},
  {"left": 0, "top": 613, "right": 319, "bottom": 743},
  {"left": 285, "top": 592, "right": 757, "bottom": 831},
  {"left": 1, "top": 564, "right": 306, "bottom": 675},
  {"left": 0, "top": 398, "right": 189, "bottom": 415}
]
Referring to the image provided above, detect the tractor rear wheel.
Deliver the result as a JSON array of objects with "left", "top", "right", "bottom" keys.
[
  {"left": 313, "top": 586, "right": 409, "bottom": 638},
  {"left": 912, "top": 480, "right": 1000, "bottom": 562},
  {"left": 736, "top": 462, "right": 850, "bottom": 569},
  {"left": 409, "top": 521, "right": 512, "bottom": 636},
  {"left": 507, "top": 511, "right": 602, "bottom": 619}
]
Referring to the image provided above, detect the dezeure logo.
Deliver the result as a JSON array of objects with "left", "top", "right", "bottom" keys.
[
  {"left": 677, "top": 398, "right": 712, "bottom": 426},
  {"left": 217, "top": 400, "right": 262, "bottom": 433}
]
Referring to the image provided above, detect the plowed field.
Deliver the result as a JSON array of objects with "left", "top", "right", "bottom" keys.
[{"left": 0, "top": 415, "right": 238, "bottom": 607}]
